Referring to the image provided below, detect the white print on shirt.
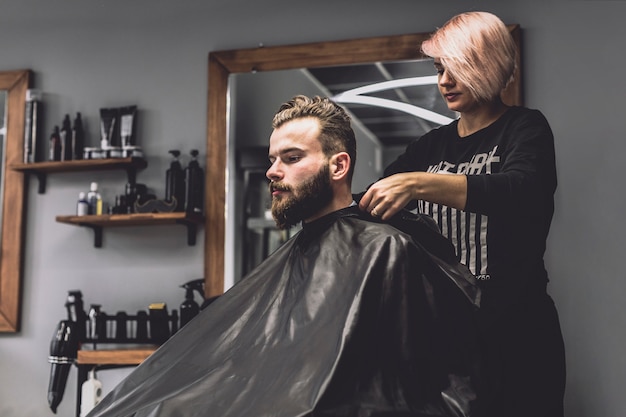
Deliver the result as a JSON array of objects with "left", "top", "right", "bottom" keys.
[
  {"left": 425, "top": 146, "right": 500, "bottom": 175},
  {"left": 419, "top": 145, "right": 500, "bottom": 277}
]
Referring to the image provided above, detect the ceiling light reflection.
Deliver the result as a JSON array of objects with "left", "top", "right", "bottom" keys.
[{"left": 333, "top": 75, "right": 455, "bottom": 126}]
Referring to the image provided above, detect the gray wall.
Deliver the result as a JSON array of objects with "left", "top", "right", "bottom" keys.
[{"left": 0, "top": 1, "right": 623, "bottom": 416}]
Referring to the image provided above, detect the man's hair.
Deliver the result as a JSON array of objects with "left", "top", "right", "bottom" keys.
[
  {"left": 272, "top": 95, "right": 357, "bottom": 181},
  {"left": 421, "top": 11, "right": 517, "bottom": 102}
]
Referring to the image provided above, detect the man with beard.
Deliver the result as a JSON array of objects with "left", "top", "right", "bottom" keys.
[
  {"left": 86, "top": 96, "right": 482, "bottom": 417},
  {"left": 267, "top": 97, "right": 353, "bottom": 230}
]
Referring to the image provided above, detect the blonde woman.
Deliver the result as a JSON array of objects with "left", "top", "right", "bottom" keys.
[{"left": 359, "top": 11, "right": 566, "bottom": 417}]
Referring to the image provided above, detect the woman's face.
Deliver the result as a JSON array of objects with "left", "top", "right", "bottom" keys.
[{"left": 434, "top": 59, "right": 479, "bottom": 114}]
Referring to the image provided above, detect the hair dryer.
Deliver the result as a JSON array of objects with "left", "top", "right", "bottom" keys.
[
  {"left": 48, "top": 290, "right": 85, "bottom": 413},
  {"left": 47, "top": 319, "right": 79, "bottom": 413}
]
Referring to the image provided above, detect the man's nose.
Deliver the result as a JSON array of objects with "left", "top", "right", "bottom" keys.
[{"left": 266, "top": 160, "right": 282, "bottom": 181}]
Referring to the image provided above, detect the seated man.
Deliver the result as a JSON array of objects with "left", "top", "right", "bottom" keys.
[{"left": 88, "top": 96, "right": 481, "bottom": 417}]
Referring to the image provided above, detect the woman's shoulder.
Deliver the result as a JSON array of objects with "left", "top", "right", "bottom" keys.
[
  {"left": 422, "top": 119, "right": 459, "bottom": 139},
  {"left": 504, "top": 105, "right": 550, "bottom": 125},
  {"left": 406, "top": 119, "right": 459, "bottom": 150}
]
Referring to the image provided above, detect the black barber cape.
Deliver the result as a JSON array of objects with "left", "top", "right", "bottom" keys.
[{"left": 88, "top": 206, "right": 481, "bottom": 417}]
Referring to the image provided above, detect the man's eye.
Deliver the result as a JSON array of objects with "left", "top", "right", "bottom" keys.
[{"left": 288, "top": 155, "right": 302, "bottom": 163}]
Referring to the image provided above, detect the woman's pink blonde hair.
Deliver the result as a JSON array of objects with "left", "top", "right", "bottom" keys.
[{"left": 421, "top": 11, "right": 517, "bottom": 102}]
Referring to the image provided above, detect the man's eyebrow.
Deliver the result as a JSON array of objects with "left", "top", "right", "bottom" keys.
[{"left": 269, "top": 147, "right": 304, "bottom": 159}]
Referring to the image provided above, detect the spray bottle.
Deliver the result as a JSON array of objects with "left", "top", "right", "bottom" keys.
[
  {"left": 179, "top": 279, "right": 205, "bottom": 327},
  {"left": 165, "top": 150, "right": 185, "bottom": 212}
]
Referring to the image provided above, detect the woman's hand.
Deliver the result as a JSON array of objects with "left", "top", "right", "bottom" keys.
[
  {"left": 359, "top": 173, "right": 419, "bottom": 220},
  {"left": 359, "top": 172, "right": 468, "bottom": 220}
]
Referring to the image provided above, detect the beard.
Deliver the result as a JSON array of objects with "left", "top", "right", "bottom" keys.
[{"left": 269, "top": 163, "right": 333, "bottom": 230}]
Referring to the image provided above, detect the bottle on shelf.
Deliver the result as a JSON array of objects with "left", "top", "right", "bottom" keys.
[
  {"left": 49, "top": 126, "right": 62, "bottom": 162},
  {"left": 72, "top": 112, "right": 85, "bottom": 160},
  {"left": 76, "top": 192, "right": 88, "bottom": 216},
  {"left": 60, "top": 114, "right": 72, "bottom": 161},
  {"left": 165, "top": 150, "right": 185, "bottom": 212},
  {"left": 184, "top": 149, "right": 204, "bottom": 215},
  {"left": 86, "top": 182, "right": 102, "bottom": 215},
  {"left": 179, "top": 279, "right": 202, "bottom": 327},
  {"left": 79, "top": 369, "right": 103, "bottom": 417}
]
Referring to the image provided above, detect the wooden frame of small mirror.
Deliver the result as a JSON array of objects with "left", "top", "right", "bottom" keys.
[
  {"left": 205, "top": 26, "right": 521, "bottom": 298},
  {"left": 0, "top": 70, "right": 30, "bottom": 332}
]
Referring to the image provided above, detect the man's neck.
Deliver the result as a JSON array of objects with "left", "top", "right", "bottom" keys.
[{"left": 303, "top": 192, "right": 354, "bottom": 224}]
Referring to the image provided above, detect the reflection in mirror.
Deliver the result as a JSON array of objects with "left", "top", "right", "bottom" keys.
[
  {"left": 0, "top": 69, "right": 29, "bottom": 332},
  {"left": 228, "top": 59, "right": 457, "bottom": 282},
  {"left": 206, "top": 28, "right": 521, "bottom": 296}
]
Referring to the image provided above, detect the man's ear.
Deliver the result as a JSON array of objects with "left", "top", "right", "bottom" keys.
[{"left": 330, "top": 152, "right": 351, "bottom": 180}]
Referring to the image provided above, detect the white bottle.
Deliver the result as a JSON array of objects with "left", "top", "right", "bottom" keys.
[
  {"left": 80, "top": 368, "right": 103, "bottom": 417},
  {"left": 86, "top": 182, "right": 100, "bottom": 215},
  {"left": 77, "top": 192, "right": 89, "bottom": 216}
]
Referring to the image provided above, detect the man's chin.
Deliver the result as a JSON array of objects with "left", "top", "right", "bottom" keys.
[{"left": 271, "top": 213, "right": 297, "bottom": 230}]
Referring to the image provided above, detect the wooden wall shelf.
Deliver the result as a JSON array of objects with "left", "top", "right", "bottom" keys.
[
  {"left": 75, "top": 347, "right": 157, "bottom": 417},
  {"left": 77, "top": 347, "right": 157, "bottom": 365},
  {"left": 56, "top": 212, "right": 204, "bottom": 247},
  {"left": 10, "top": 157, "right": 147, "bottom": 193}
]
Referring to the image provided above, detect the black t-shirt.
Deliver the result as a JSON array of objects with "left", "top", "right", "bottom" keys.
[{"left": 384, "top": 106, "right": 557, "bottom": 293}]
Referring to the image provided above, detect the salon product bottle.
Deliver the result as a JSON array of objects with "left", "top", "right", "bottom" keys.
[
  {"left": 77, "top": 192, "right": 89, "bottom": 216},
  {"left": 87, "top": 182, "right": 100, "bottom": 215},
  {"left": 80, "top": 369, "right": 103, "bottom": 417},
  {"left": 184, "top": 149, "right": 204, "bottom": 214},
  {"left": 148, "top": 302, "right": 170, "bottom": 345},
  {"left": 115, "top": 311, "right": 128, "bottom": 341},
  {"left": 179, "top": 283, "right": 200, "bottom": 327},
  {"left": 49, "top": 126, "right": 62, "bottom": 161},
  {"left": 96, "top": 192, "right": 103, "bottom": 215},
  {"left": 72, "top": 112, "right": 85, "bottom": 160},
  {"left": 170, "top": 310, "right": 179, "bottom": 334},
  {"left": 60, "top": 114, "right": 72, "bottom": 161},
  {"left": 165, "top": 150, "right": 185, "bottom": 211},
  {"left": 136, "top": 310, "right": 148, "bottom": 341}
]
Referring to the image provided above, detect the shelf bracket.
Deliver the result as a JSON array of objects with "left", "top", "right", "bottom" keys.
[
  {"left": 36, "top": 172, "right": 47, "bottom": 194},
  {"left": 126, "top": 167, "right": 137, "bottom": 185},
  {"left": 80, "top": 224, "right": 103, "bottom": 248},
  {"left": 177, "top": 220, "right": 197, "bottom": 246}
]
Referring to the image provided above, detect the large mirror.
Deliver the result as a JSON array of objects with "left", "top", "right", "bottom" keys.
[
  {"left": 0, "top": 70, "right": 30, "bottom": 332},
  {"left": 205, "top": 27, "right": 521, "bottom": 297}
]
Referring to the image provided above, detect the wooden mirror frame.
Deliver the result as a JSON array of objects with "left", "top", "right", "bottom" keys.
[
  {"left": 0, "top": 70, "right": 30, "bottom": 332},
  {"left": 205, "top": 26, "right": 521, "bottom": 297}
]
